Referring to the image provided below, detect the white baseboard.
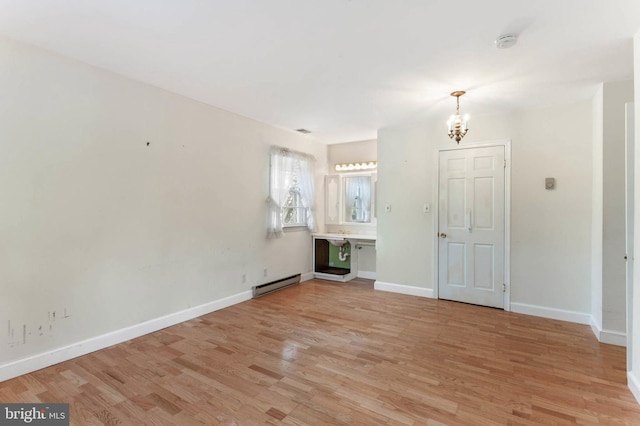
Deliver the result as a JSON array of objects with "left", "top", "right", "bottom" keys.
[
  {"left": 629, "top": 371, "right": 640, "bottom": 405},
  {"left": 0, "top": 290, "right": 252, "bottom": 383},
  {"left": 510, "top": 302, "right": 591, "bottom": 325},
  {"left": 374, "top": 281, "right": 434, "bottom": 298},
  {"left": 357, "top": 270, "right": 376, "bottom": 280},
  {"left": 599, "top": 330, "right": 627, "bottom": 346},
  {"left": 589, "top": 317, "right": 626, "bottom": 346},
  {"left": 301, "top": 272, "right": 314, "bottom": 282},
  {"left": 590, "top": 316, "right": 603, "bottom": 340}
]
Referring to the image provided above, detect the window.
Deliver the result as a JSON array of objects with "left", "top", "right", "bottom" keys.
[
  {"left": 267, "top": 147, "right": 315, "bottom": 237},
  {"left": 283, "top": 177, "right": 307, "bottom": 227}
]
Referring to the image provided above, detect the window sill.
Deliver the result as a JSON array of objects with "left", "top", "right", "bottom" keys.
[{"left": 283, "top": 225, "right": 309, "bottom": 233}]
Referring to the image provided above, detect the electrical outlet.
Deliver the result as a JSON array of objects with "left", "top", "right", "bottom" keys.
[
  {"left": 241, "top": 274, "right": 247, "bottom": 283},
  {"left": 263, "top": 268, "right": 268, "bottom": 277}
]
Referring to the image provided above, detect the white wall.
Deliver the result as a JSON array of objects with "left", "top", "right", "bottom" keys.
[
  {"left": 592, "top": 84, "right": 605, "bottom": 332},
  {"left": 627, "top": 101, "right": 635, "bottom": 371},
  {"left": 630, "top": 30, "right": 640, "bottom": 403},
  {"left": 377, "top": 123, "right": 437, "bottom": 290},
  {"left": 509, "top": 104, "right": 592, "bottom": 314},
  {"left": 602, "top": 81, "right": 635, "bottom": 342},
  {"left": 591, "top": 80, "right": 634, "bottom": 346},
  {"left": 377, "top": 101, "right": 593, "bottom": 317},
  {"left": 328, "top": 139, "right": 377, "bottom": 168},
  {"left": 0, "top": 37, "right": 327, "bottom": 376}
]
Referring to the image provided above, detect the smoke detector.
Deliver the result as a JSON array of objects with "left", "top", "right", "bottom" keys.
[{"left": 495, "top": 34, "right": 518, "bottom": 49}]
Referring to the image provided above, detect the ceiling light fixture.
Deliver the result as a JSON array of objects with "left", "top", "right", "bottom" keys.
[{"left": 447, "top": 91, "right": 469, "bottom": 144}]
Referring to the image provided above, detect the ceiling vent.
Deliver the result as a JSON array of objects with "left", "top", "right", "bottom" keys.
[
  {"left": 296, "top": 128, "right": 312, "bottom": 134},
  {"left": 495, "top": 34, "right": 518, "bottom": 49}
]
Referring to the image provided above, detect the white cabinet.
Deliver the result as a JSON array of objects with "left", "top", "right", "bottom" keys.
[
  {"left": 324, "top": 172, "right": 376, "bottom": 226},
  {"left": 325, "top": 175, "right": 341, "bottom": 225}
]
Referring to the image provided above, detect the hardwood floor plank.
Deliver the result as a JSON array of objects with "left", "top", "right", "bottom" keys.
[{"left": 1, "top": 279, "right": 639, "bottom": 424}]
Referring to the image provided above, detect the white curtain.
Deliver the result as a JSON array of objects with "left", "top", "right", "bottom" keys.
[
  {"left": 359, "top": 176, "right": 371, "bottom": 222},
  {"left": 267, "top": 147, "right": 292, "bottom": 238},
  {"left": 297, "top": 155, "right": 316, "bottom": 232},
  {"left": 267, "top": 146, "right": 315, "bottom": 238}
]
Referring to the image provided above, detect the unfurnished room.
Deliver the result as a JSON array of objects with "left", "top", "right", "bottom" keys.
[{"left": 2, "top": 1, "right": 640, "bottom": 425}]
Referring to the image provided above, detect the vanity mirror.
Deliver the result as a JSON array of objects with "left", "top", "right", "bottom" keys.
[
  {"left": 344, "top": 176, "right": 371, "bottom": 223},
  {"left": 325, "top": 172, "right": 376, "bottom": 226}
]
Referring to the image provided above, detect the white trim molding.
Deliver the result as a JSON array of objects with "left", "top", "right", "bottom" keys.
[
  {"left": 591, "top": 316, "right": 603, "bottom": 340},
  {"left": 0, "top": 290, "right": 252, "bottom": 383},
  {"left": 599, "top": 330, "right": 627, "bottom": 347},
  {"left": 374, "top": 281, "right": 434, "bottom": 298},
  {"left": 590, "top": 317, "right": 627, "bottom": 346},
  {"left": 629, "top": 371, "right": 640, "bottom": 405},
  {"left": 510, "top": 302, "right": 591, "bottom": 325},
  {"left": 357, "top": 270, "right": 377, "bottom": 280},
  {"left": 301, "top": 272, "right": 315, "bottom": 282}
]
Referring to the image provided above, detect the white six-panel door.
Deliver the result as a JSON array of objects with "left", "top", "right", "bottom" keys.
[{"left": 438, "top": 146, "right": 505, "bottom": 308}]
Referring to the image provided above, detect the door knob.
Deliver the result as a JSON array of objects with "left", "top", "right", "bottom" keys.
[{"left": 440, "top": 233, "right": 447, "bottom": 238}]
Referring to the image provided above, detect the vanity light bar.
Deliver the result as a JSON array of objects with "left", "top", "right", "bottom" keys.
[{"left": 334, "top": 161, "right": 377, "bottom": 172}]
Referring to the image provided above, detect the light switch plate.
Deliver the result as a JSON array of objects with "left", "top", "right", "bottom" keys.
[
  {"left": 423, "top": 203, "right": 430, "bottom": 213},
  {"left": 384, "top": 203, "right": 392, "bottom": 213}
]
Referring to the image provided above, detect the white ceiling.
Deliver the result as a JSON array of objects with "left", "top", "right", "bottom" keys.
[{"left": 0, "top": 0, "right": 639, "bottom": 144}]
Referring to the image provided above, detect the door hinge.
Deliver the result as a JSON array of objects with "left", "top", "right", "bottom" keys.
[
  {"left": 503, "top": 283, "right": 507, "bottom": 292},
  {"left": 504, "top": 160, "right": 506, "bottom": 169}
]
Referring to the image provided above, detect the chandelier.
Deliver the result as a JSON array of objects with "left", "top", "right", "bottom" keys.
[{"left": 447, "top": 91, "right": 469, "bottom": 143}]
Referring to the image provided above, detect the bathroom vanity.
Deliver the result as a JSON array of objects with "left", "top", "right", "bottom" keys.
[
  {"left": 312, "top": 233, "right": 376, "bottom": 282},
  {"left": 314, "top": 170, "right": 377, "bottom": 282}
]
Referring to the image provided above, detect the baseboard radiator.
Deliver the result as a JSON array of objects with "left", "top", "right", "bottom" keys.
[{"left": 252, "top": 274, "right": 300, "bottom": 298}]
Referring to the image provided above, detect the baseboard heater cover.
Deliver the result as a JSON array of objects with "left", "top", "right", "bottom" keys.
[{"left": 253, "top": 274, "right": 300, "bottom": 298}]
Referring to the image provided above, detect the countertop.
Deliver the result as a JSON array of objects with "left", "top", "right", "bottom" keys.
[{"left": 312, "top": 233, "right": 376, "bottom": 241}]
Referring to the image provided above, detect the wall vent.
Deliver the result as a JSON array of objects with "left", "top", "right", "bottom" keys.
[{"left": 252, "top": 274, "right": 300, "bottom": 298}]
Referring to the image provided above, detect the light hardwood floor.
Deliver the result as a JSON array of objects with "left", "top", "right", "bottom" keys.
[{"left": 1, "top": 278, "right": 639, "bottom": 425}]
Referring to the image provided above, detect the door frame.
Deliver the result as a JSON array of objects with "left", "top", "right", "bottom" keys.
[{"left": 433, "top": 139, "right": 512, "bottom": 311}]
